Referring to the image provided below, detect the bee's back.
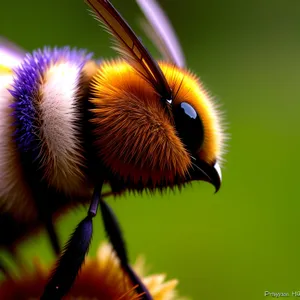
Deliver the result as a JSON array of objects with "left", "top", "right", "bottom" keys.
[{"left": 0, "top": 48, "right": 98, "bottom": 248}]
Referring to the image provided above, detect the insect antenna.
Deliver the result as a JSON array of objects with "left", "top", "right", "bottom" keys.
[{"left": 173, "top": 74, "right": 186, "bottom": 101}]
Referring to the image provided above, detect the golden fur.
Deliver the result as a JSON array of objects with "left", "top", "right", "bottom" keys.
[
  {"left": 90, "top": 59, "right": 225, "bottom": 186},
  {"left": 159, "top": 62, "right": 226, "bottom": 164},
  {"left": 90, "top": 60, "right": 190, "bottom": 186}
]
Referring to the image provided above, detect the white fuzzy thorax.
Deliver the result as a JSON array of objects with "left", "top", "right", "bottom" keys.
[{"left": 39, "top": 61, "right": 86, "bottom": 193}]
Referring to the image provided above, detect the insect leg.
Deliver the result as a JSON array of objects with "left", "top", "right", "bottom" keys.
[
  {"left": 99, "top": 199, "right": 152, "bottom": 300},
  {"left": 44, "top": 216, "right": 60, "bottom": 256},
  {"left": 40, "top": 184, "right": 103, "bottom": 300},
  {"left": 33, "top": 194, "right": 61, "bottom": 256}
]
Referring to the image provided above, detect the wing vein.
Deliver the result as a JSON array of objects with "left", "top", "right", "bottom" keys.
[{"left": 85, "top": 0, "right": 172, "bottom": 100}]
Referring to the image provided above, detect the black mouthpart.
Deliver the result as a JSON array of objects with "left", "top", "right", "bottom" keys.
[{"left": 190, "top": 158, "right": 222, "bottom": 193}]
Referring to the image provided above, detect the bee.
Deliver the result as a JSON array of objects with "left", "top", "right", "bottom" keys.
[{"left": 0, "top": 0, "right": 225, "bottom": 298}]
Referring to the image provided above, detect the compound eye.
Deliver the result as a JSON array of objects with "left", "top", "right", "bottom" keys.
[{"left": 173, "top": 102, "right": 204, "bottom": 153}]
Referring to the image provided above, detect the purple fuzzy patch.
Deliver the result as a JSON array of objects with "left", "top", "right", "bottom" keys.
[{"left": 9, "top": 47, "right": 93, "bottom": 154}]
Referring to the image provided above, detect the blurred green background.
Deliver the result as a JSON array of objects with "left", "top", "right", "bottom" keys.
[{"left": 1, "top": 0, "right": 300, "bottom": 299}]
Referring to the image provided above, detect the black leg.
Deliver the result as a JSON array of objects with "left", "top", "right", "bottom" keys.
[
  {"left": 40, "top": 185, "right": 103, "bottom": 300},
  {"left": 41, "top": 182, "right": 151, "bottom": 300},
  {"left": 34, "top": 194, "right": 61, "bottom": 256},
  {"left": 45, "top": 216, "right": 60, "bottom": 256},
  {"left": 99, "top": 199, "right": 152, "bottom": 300}
]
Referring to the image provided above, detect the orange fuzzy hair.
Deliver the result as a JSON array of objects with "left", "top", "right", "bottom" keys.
[
  {"left": 90, "top": 59, "right": 224, "bottom": 187},
  {"left": 159, "top": 62, "right": 225, "bottom": 164}
]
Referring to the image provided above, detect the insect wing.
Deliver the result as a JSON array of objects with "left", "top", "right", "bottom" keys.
[
  {"left": 0, "top": 38, "right": 25, "bottom": 75},
  {"left": 85, "top": 0, "right": 172, "bottom": 100},
  {"left": 136, "top": 0, "right": 186, "bottom": 68}
]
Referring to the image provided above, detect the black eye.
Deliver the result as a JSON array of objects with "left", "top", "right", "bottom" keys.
[{"left": 173, "top": 102, "right": 204, "bottom": 153}]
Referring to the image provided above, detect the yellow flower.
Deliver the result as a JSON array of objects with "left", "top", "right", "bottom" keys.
[{"left": 0, "top": 242, "right": 185, "bottom": 300}]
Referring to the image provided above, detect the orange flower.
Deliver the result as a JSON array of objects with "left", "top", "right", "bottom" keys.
[{"left": 0, "top": 242, "right": 186, "bottom": 300}]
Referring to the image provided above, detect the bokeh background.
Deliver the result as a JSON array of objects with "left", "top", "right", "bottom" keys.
[{"left": 1, "top": 0, "right": 300, "bottom": 299}]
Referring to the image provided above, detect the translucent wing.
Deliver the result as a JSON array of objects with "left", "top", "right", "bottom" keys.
[
  {"left": 85, "top": 0, "right": 172, "bottom": 100},
  {"left": 0, "top": 37, "right": 25, "bottom": 75},
  {"left": 136, "top": 0, "right": 186, "bottom": 68}
]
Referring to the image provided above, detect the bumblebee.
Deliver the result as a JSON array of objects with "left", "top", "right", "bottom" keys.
[{"left": 0, "top": 0, "right": 225, "bottom": 298}]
